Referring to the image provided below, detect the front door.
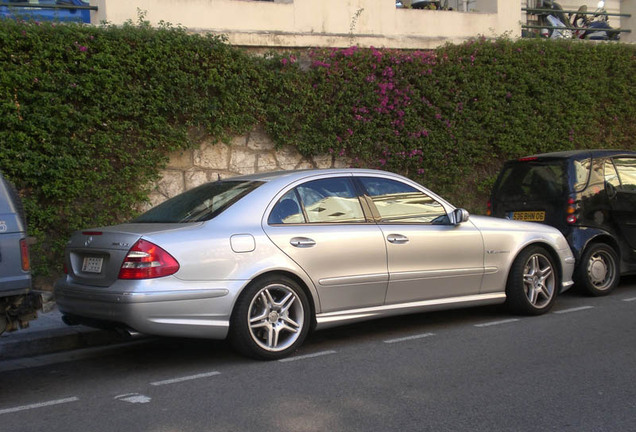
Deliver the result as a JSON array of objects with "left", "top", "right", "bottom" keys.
[
  {"left": 356, "top": 176, "right": 485, "bottom": 304},
  {"left": 606, "top": 157, "right": 636, "bottom": 251}
]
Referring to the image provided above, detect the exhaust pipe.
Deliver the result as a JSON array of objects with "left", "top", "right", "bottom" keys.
[{"left": 116, "top": 328, "right": 143, "bottom": 339}]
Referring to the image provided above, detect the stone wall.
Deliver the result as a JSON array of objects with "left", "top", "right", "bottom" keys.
[{"left": 145, "top": 126, "right": 348, "bottom": 209}]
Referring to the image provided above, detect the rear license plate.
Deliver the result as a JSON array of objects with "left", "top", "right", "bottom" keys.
[
  {"left": 512, "top": 211, "right": 545, "bottom": 222},
  {"left": 82, "top": 257, "right": 103, "bottom": 273}
]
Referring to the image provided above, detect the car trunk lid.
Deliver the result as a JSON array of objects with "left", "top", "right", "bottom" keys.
[
  {"left": 490, "top": 158, "right": 570, "bottom": 232},
  {"left": 64, "top": 223, "right": 195, "bottom": 287}
]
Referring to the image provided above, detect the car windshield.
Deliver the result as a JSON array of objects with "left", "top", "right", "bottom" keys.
[
  {"left": 133, "top": 180, "right": 263, "bottom": 223},
  {"left": 495, "top": 160, "right": 568, "bottom": 201}
]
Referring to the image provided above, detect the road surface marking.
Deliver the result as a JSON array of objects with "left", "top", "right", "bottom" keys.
[
  {"left": 114, "top": 393, "right": 151, "bottom": 404},
  {"left": 151, "top": 371, "right": 221, "bottom": 386},
  {"left": 0, "top": 397, "right": 79, "bottom": 415},
  {"left": 554, "top": 306, "right": 594, "bottom": 314},
  {"left": 474, "top": 318, "right": 520, "bottom": 327},
  {"left": 622, "top": 297, "right": 636, "bottom": 302},
  {"left": 384, "top": 333, "right": 435, "bottom": 344},
  {"left": 279, "top": 350, "right": 336, "bottom": 362}
]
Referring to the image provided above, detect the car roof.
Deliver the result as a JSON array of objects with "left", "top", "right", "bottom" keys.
[
  {"left": 226, "top": 168, "right": 398, "bottom": 183},
  {"left": 516, "top": 149, "right": 636, "bottom": 161}
]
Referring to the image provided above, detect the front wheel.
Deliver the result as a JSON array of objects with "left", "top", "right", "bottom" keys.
[
  {"left": 506, "top": 246, "right": 558, "bottom": 315},
  {"left": 229, "top": 275, "right": 311, "bottom": 360},
  {"left": 575, "top": 243, "right": 619, "bottom": 297}
]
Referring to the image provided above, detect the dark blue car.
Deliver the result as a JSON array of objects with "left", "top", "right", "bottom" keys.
[
  {"left": 489, "top": 150, "right": 636, "bottom": 297},
  {"left": 1, "top": 0, "right": 90, "bottom": 23}
]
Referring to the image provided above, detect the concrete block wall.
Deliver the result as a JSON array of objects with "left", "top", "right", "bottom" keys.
[{"left": 144, "top": 127, "right": 348, "bottom": 209}]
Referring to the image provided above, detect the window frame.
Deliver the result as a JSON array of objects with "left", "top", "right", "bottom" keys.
[
  {"left": 354, "top": 176, "right": 450, "bottom": 225},
  {"left": 267, "top": 176, "right": 371, "bottom": 226},
  {"left": 612, "top": 157, "right": 636, "bottom": 193}
]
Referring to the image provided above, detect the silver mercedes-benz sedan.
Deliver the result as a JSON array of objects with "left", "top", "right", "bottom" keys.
[{"left": 55, "top": 169, "right": 575, "bottom": 359}]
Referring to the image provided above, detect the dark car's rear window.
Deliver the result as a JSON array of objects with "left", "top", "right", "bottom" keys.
[
  {"left": 133, "top": 180, "right": 263, "bottom": 223},
  {"left": 494, "top": 160, "right": 571, "bottom": 201}
]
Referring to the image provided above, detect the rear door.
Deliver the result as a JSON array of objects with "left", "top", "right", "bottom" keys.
[
  {"left": 0, "top": 174, "right": 31, "bottom": 294},
  {"left": 263, "top": 176, "right": 388, "bottom": 313}
]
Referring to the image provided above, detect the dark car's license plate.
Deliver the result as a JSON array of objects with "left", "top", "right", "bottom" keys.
[{"left": 511, "top": 211, "right": 545, "bottom": 222}]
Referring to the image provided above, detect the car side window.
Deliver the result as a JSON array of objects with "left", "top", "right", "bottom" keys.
[
  {"left": 612, "top": 158, "right": 636, "bottom": 192},
  {"left": 268, "top": 190, "right": 305, "bottom": 224},
  {"left": 604, "top": 160, "right": 621, "bottom": 189},
  {"left": 269, "top": 177, "right": 366, "bottom": 224},
  {"left": 296, "top": 178, "right": 365, "bottom": 223},
  {"left": 358, "top": 177, "right": 447, "bottom": 224}
]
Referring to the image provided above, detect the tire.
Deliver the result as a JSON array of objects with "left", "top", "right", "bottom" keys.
[
  {"left": 506, "top": 246, "right": 558, "bottom": 315},
  {"left": 575, "top": 243, "right": 619, "bottom": 297},
  {"left": 229, "top": 275, "right": 311, "bottom": 360}
]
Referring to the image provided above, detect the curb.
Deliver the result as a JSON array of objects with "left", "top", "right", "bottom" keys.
[
  {"left": 0, "top": 325, "right": 126, "bottom": 361},
  {"left": 0, "top": 302, "right": 128, "bottom": 361}
]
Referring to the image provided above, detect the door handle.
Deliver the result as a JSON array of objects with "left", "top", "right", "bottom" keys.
[
  {"left": 387, "top": 234, "right": 409, "bottom": 244},
  {"left": 290, "top": 237, "right": 316, "bottom": 248}
]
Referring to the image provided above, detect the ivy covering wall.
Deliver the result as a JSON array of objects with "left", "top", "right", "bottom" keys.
[{"left": 1, "top": 18, "right": 634, "bottom": 283}]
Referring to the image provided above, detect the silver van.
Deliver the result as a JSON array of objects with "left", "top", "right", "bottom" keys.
[{"left": 0, "top": 171, "right": 40, "bottom": 334}]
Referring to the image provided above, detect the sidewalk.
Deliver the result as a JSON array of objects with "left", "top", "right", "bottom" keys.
[{"left": 0, "top": 303, "right": 126, "bottom": 361}]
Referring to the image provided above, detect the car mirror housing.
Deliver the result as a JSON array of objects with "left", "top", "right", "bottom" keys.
[{"left": 452, "top": 208, "right": 470, "bottom": 225}]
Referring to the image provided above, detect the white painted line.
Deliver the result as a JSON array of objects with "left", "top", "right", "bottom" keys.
[
  {"left": 384, "top": 333, "right": 435, "bottom": 344},
  {"left": 114, "top": 393, "right": 152, "bottom": 404},
  {"left": 474, "top": 318, "right": 520, "bottom": 328},
  {"left": 554, "top": 306, "right": 594, "bottom": 314},
  {"left": 151, "top": 371, "right": 221, "bottom": 386},
  {"left": 622, "top": 297, "right": 636, "bottom": 302},
  {"left": 0, "top": 397, "right": 79, "bottom": 415},
  {"left": 279, "top": 350, "right": 336, "bottom": 363}
]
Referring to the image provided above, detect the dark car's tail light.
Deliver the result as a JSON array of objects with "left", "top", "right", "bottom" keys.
[
  {"left": 118, "top": 240, "right": 180, "bottom": 279},
  {"left": 20, "top": 238, "right": 30, "bottom": 272},
  {"left": 486, "top": 199, "right": 492, "bottom": 216},
  {"left": 566, "top": 197, "right": 578, "bottom": 224}
]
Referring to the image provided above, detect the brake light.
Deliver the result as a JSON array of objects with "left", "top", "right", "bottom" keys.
[
  {"left": 566, "top": 197, "right": 577, "bottom": 225},
  {"left": 20, "top": 238, "right": 30, "bottom": 272},
  {"left": 518, "top": 157, "right": 538, "bottom": 162},
  {"left": 118, "top": 239, "right": 180, "bottom": 280}
]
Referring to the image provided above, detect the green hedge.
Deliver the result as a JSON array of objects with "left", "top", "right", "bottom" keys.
[
  {"left": 1, "top": 18, "right": 634, "bottom": 284},
  {"left": 265, "top": 40, "right": 636, "bottom": 201}
]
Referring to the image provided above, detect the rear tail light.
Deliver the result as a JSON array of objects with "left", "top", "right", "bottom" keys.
[
  {"left": 20, "top": 238, "right": 30, "bottom": 272},
  {"left": 566, "top": 197, "right": 578, "bottom": 224},
  {"left": 118, "top": 239, "right": 180, "bottom": 280},
  {"left": 486, "top": 200, "right": 492, "bottom": 216}
]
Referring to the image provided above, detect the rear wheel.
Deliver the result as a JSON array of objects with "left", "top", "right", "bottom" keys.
[
  {"left": 229, "top": 275, "right": 311, "bottom": 360},
  {"left": 575, "top": 243, "right": 619, "bottom": 297},
  {"left": 506, "top": 246, "right": 558, "bottom": 315}
]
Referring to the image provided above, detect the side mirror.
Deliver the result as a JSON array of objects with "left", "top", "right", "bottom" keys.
[{"left": 452, "top": 208, "right": 470, "bottom": 225}]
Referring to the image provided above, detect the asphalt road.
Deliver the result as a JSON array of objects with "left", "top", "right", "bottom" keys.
[{"left": 1, "top": 280, "right": 635, "bottom": 432}]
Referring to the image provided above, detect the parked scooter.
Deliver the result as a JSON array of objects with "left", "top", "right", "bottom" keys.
[
  {"left": 570, "top": 1, "right": 620, "bottom": 40},
  {"left": 537, "top": 1, "right": 573, "bottom": 39}
]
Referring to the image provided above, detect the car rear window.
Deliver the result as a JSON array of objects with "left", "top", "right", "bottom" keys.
[
  {"left": 494, "top": 160, "right": 569, "bottom": 201},
  {"left": 133, "top": 180, "right": 263, "bottom": 223}
]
